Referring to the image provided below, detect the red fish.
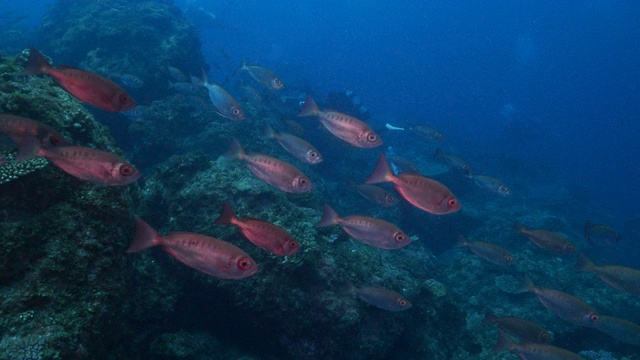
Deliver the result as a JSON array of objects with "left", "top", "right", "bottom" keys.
[
  {"left": 224, "top": 139, "right": 312, "bottom": 193},
  {"left": 127, "top": 218, "right": 258, "bottom": 279},
  {"left": 366, "top": 154, "right": 460, "bottom": 215},
  {"left": 214, "top": 201, "right": 300, "bottom": 256},
  {"left": 493, "top": 329, "right": 581, "bottom": 360},
  {"left": 0, "top": 114, "right": 69, "bottom": 161},
  {"left": 575, "top": 254, "right": 640, "bottom": 296},
  {"left": 39, "top": 145, "right": 140, "bottom": 186},
  {"left": 482, "top": 311, "right": 552, "bottom": 343},
  {"left": 355, "top": 286, "right": 412, "bottom": 311},
  {"left": 518, "top": 276, "right": 599, "bottom": 328},
  {"left": 298, "top": 96, "right": 382, "bottom": 148},
  {"left": 317, "top": 204, "right": 410, "bottom": 250},
  {"left": 352, "top": 183, "right": 398, "bottom": 207},
  {"left": 455, "top": 237, "right": 515, "bottom": 266},
  {"left": 262, "top": 124, "right": 323, "bottom": 164},
  {"left": 515, "top": 223, "right": 575, "bottom": 254},
  {"left": 22, "top": 48, "right": 136, "bottom": 112}
]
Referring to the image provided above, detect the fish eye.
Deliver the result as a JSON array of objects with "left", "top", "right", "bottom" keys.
[
  {"left": 309, "top": 151, "right": 317, "bottom": 158},
  {"left": 541, "top": 333, "right": 550, "bottom": 340},
  {"left": 398, "top": 299, "right": 407, "bottom": 307},
  {"left": 119, "top": 164, "right": 134, "bottom": 176},
  {"left": 119, "top": 94, "right": 129, "bottom": 103},
  {"left": 232, "top": 108, "right": 241, "bottom": 115},
  {"left": 237, "top": 257, "right": 252, "bottom": 270},
  {"left": 395, "top": 233, "right": 406, "bottom": 242},
  {"left": 500, "top": 186, "right": 509, "bottom": 193},
  {"left": 367, "top": 133, "right": 377, "bottom": 142},
  {"left": 505, "top": 255, "right": 514, "bottom": 262},
  {"left": 566, "top": 245, "right": 575, "bottom": 252},
  {"left": 289, "top": 241, "right": 298, "bottom": 249},
  {"left": 387, "top": 195, "right": 395, "bottom": 202},
  {"left": 447, "top": 198, "right": 458, "bottom": 207},
  {"left": 275, "top": 79, "right": 282, "bottom": 85},
  {"left": 299, "top": 178, "right": 307, "bottom": 185},
  {"left": 590, "top": 314, "right": 599, "bottom": 322}
]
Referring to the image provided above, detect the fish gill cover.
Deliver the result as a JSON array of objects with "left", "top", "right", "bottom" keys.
[{"left": 0, "top": 0, "right": 639, "bottom": 359}]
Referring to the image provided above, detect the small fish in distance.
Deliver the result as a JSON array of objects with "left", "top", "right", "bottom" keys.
[
  {"left": 240, "top": 61, "right": 285, "bottom": 90},
  {"left": 355, "top": 286, "right": 412, "bottom": 312}
]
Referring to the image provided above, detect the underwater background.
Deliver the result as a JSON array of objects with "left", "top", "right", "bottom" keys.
[{"left": 1, "top": 0, "right": 639, "bottom": 359}]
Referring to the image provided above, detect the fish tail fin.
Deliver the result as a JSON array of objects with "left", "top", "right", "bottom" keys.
[
  {"left": 575, "top": 253, "right": 596, "bottom": 272},
  {"left": 482, "top": 310, "right": 498, "bottom": 326},
  {"left": 15, "top": 134, "right": 41, "bottom": 161},
  {"left": 262, "top": 123, "right": 276, "bottom": 139},
  {"left": 317, "top": 203, "right": 340, "bottom": 227},
  {"left": 126, "top": 218, "right": 161, "bottom": 253},
  {"left": 492, "top": 329, "right": 515, "bottom": 353},
  {"left": 453, "top": 235, "right": 468, "bottom": 248},
  {"left": 214, "top": 201, "right": 239, "bottom": 225},
  {"left": 224, "top": 138, "right": 245, "bottom": 160},
  {"left": 239, "top": 59, "right": 249, "bottom": 72},
  {"left": 515, "top": 274, "right": 535, "bottom": 294},
  {"left": 297, "top": 96, "right": 319, "bottom": 117},
  {"left": 365, "top": 154, "right": 394, "bottom": 184},
  {"left": 21, "top": 47, "right": 51, "bottom": 75},
  {"left": 513, "top": 222, "right": 526, "bottom": 234}
]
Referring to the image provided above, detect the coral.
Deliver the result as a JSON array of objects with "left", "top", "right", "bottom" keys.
[
  {"left": 425, "top": 278, "right": 447, "bottom": 297},
  {"left": 0, "top": 152, "right": 48, "bottom": 184}
]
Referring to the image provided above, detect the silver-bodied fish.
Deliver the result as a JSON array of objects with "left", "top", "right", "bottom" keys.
[
  {"left": 575, "top": 254, "right": 640, "bottom": 296},
  {"left": 515, "top": 223, "right": 575, "bottom": 254},
  {"left": 192, "top": 75, "right": 245, "bottom": 120},
  {"left": 518, "top": 276, "right": 599, "bottom": 328},
  {"left": 240, "top": 61, "right": 284, "bottom": 90},
  {"left": 493, "top": 329, "right": 581, "bottom": 360},
  {"left": 593, "top": 315, "right": 640, "bottom": 345},
  {"left": 39, "top": 145, "right": 140, "bottom": 186},
  {"left": 262, "top": 124, "right": 323, "bottom": 164},
  {"left": 366, "top": 154, "right": 460, "bottom": 215},
  {"left": 434, "top": 148, "right": 472, "bottom": 176},
  {"left": 214, "top": 201, "right": 300, "bottom": 256},
  {"left": 471, "top": 174, "right": 511, "bottom": 196},
  {"left": 455, "top": 237, "right": 515, "bottom": 266},
  {"left": 317, "top": 204, "right": 410, "bottom": 250},
  {"left": 352, "top": 183, "right": 398, "bottom": 207},
  {"left": 224, "top": 139, "right": 312, "bottom": 193},
  {"left": 127, "top": 218, "right": 258, "bottom": 279},
  {"left": 298, "top": 96, "right": 382, "bottom": 148},
  {"left": 482, "top": 311, "right": 552, "bottom": 343},
  {"left": 355, "top": 286, "right": 412, "bottom": 311}
]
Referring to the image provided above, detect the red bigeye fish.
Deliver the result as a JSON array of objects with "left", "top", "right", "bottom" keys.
[
  {"left": 352, "top": 183, "right": 398, "bottom": 207},
  {"left": 355, "top": 286, "right": 412, "bottom": 312},
  {"left": 214, "top": 201, "right": 300, "bottom": 256},
  {"left": 482, "top": 311, "right": 552, "bottom": 344},
  {"left": 493, "top": 329, "right": 582, "bottom": 360},
  {"left": 22, "top": 48, "right": 136, "bottom": 112},
  {"left": 262, "top": 124, "right": 323, "bottom": 164},
  {"left": 366, "top": 154, "right": 460, "bottom": 215},
  {"left": 514, "top": 223, "right": 575, "bottom": 254},
  {"left": 455, "top": 236, "right": 515, "bottom": 266},
  {"left": 297, "top": 96, "right": 382, "bottom": 148},
  {"left": 471, "top": 174, "right": 511, "bottom": 196},
  {"left": 593, "top": 315, "right": 640, "bottom": 345},
  {"left": 316, "top": 204, "right": 410, "bottom": 250},
  {"left": 126, "top": 218, "right": 258, "bottom": 279},
  {"left": 192, "top": 75, "right": 245, "bottom": 120},
  {"left": 224, "top": 139, "right": 312, "bottom": 193},
  {"left": 38, "top": 146, "right": 140, "bottom": 186},
  {"left": 517, "top": 276, "right": 600, "bottom": 328},
  {"left": 575, "top": 254, "right": 640, "bottom": 296},
  {"left": 0, "top": 114, "right": 69, "bottom": 161},
  {"left": 240, "top": 61, "right": 284, "bottom": 90}
]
